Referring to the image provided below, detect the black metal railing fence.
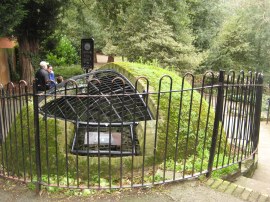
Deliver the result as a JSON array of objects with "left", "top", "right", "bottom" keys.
[{"left": 0, "top": 70, "right": 264, "bottom": 192}]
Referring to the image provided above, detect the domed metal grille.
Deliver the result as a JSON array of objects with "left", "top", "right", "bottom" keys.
[
  {"left": 39, "top": 69, "right": 152, "bottom": 156},
  {"left": 40, "top": 70, "right": 152, "bottom": 124}
]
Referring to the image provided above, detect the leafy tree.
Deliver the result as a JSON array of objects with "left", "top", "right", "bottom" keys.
[
  {"left": 0, "top": 0, "right": 69, "bottom": 83},
  {"left": 0, "top": 1, "right": 27, "bottom": 37},
  {"left": 185, "top": 0, "right": 224, "bottom": 51},
  {"left": 92, "top": 0, "right": 132, "bottom": 61},
  {"left": 117, "top": 12, "right": 200, "bottom": 70},
  {"left": 94, "top": 0, "right": 201, "bottom": 70},
  {"left": 46, "top": 35, "right": 79, "bottom": 66},
  {"left": 205, "top": 0, "right": 270, "bottom": 72},
  {"left": 55, "top": 0, "right": 106, "bottom": 53}
]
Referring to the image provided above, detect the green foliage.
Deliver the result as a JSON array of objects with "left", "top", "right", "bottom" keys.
[
  {"left": 211, "top": 164, "right": 239, "bottom": 179},
  {"left": 94, "top": 0, "right": 201, "bottom": 71},
  {"left": 0, "top": 1, "right": 28, "bottom": 36},
  {"left": 57, "top": 0, "right": 106, "bottom": 53},
  {"left": 117, "top": 12, "right": 201, "bottom": 70},
  {"left": 205, "top": 0, "right": 270, "bottom": 73},
  {"left": 12, "top": 0, "right": 69, "bottom": 40},
  {"left": 27, "top": 182, "right": 36, "bottom": 190},
  {"left": 53, "top": 64, "right": 84, "bottom": 80},
  {"left": 185, "top": 0, "right": 224, "bottom": 51},
  {"left": 46, "top": 35, "right": 79, "bottom": 66},
  {"left": 3, "top": 1, "right": 269, "bottom": 82},
  {"left": 146, "top": 173, "right": 164, "bottom": 182},
  {"left": 1, "top": 103, "right": 72, "bottom": 178},
  {"left": 1, "top": 0, "right": 70, "bottom": 82}
]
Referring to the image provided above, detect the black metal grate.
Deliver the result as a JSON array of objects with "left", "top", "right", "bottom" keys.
[
  {"left": 40, "top": 70, "right": 152, "bottom": 124},
  {"left": 39, "top": 70, "right": 152, "bottom": 156}
]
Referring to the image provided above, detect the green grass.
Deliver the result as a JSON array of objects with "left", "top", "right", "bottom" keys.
[{"left": 211, "top": 164, "right": 239, "bottom": 179}]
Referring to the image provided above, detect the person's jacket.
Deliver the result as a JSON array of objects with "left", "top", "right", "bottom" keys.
[
  {"left": 35, "top": 68, "right": 50, "bottom": 91},
  {"left": 48, "top": 71, "right": 56, "bottom": 88}
]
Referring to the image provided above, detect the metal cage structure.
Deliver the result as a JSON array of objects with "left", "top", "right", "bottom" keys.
[
  {"left": 0, "top": 69, "right": 264, "bottom": 192},
  {"left": 39, "top": 70, "right": 152, "bottom": 156}
]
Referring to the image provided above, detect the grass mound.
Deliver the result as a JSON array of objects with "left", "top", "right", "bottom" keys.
[
  {"left": 101, "top": 62, "right": 228, "bottom": 167},
  {"left": 0, "top": 62, "right": 229, "bottom": 186}
]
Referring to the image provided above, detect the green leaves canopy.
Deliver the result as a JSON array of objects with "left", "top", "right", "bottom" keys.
[
  {"left": 0, "top": 1, "right": 28, "bottom": 37},
  {"left": 95, "top": 0, "right": 202, "bottom": 71},
  {"left": 206, "top": 0, "right": 270, "bottom": 72}
]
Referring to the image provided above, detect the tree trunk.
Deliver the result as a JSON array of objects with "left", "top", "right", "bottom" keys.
[
  {"left": 107, "top": 55, "right": 114, "bottom": 63},
  {"left": 18, "top": 37, "right": 39, "bottom": 84}
]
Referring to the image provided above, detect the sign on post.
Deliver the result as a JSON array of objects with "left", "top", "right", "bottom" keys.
[{"left": 81, "top": 38, "right": 94, "bottom": 73}]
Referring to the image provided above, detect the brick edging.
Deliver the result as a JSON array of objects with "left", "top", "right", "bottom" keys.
[{"left": 206, "top": 178, "right": 270, "bottom": 202}]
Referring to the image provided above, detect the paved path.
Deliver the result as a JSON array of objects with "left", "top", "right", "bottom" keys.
[
  {"left": 205, "top": 121, "right": 270, "bottom": 201},
  {"left": 232, "top": 121, "right": 270, "bottom": 199},
  {"left": 253, "top": 122, "right": 270, "bottom": 183}
]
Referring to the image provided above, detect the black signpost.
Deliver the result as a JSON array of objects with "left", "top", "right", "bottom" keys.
[{"left": 81, "top": 38, "right": 94, "bottom": 73}]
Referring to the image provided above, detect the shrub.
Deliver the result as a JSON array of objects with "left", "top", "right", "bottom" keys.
[
  {"left": 46, "top": 35, "right": 79, "bottom": 66},
  {"left": 53, "top": 64, "right": 84, "bottom": 80}
]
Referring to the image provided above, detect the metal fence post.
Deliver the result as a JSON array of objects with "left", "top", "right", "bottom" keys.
[
  {"left": 253, "top": 74, "right": 263, "bottom": 155},
  {"left": 206, "top": 70, "right": 225, "bottom": 178},
  {"left": 33, "top": 81, "right": 42, "bottom": 193}
]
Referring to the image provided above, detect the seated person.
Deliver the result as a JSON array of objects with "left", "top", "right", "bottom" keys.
[
  {"left": 47, "top": 64, "right": 56, "bottom": 88},
  {"left": 35, "top": 61, "right": 50, "bottom": 91}
]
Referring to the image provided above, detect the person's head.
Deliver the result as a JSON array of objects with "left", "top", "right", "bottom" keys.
[
  {"left": 56, "top": 75, "right": 63, "bottom": 83},
  {"left": 47, "top": 64, "right": 53, "bottom": 73},
  {"left": 40, "top": 61, "right": 49, "bottom": 69}
]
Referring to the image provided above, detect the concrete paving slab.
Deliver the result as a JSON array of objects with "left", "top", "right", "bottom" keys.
[
  {"left": 253, "top": 122, "right": 270, "bottom": 184},
  {"left": 236, "top": 176, "right": 270, "bottom": 196}
]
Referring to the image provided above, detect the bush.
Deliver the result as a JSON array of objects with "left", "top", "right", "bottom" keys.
[
  {"left": 46, "top": 35, "right": 79, "bottom": 66},
  {"left": 53, "top": 64, "right": 84, "bottom": 80}
]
